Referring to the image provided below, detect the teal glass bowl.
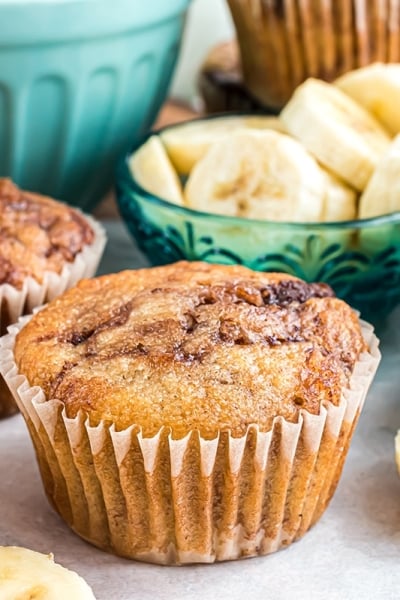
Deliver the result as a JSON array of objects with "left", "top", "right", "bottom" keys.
[
  {"left": 0, "top": 0, "right": 191, "bottom": 212},
  {"left": 116, "top": 123, "right": 400, "bottom": 323}
]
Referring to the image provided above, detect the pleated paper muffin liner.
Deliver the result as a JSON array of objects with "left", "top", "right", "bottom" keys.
[
  {"left": 0, "top": 317, "right": 380, "bottom": 564},
  {"left": 227, "top": 0, "right": 400, "bottom": 109},
  {"left": 0, "top": 214, "right": 106, "bottom": 419}
]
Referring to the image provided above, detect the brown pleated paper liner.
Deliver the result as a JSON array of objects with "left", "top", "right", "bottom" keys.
[
  {"left": 0, "top": 215, "right": 106, "bottom": 419},
  {"left": 0, "top": 317, "right": 380, "bottom": 564},
  {"left": 227, "top": 0, "right": 400, "bottom": 109},
  {"left": 388, "top": 0, "right": 400, "bottom": 62}
]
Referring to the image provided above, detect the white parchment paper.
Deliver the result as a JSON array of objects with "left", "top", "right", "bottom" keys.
[{"left": 1, "top": 221, "right": 399, "bottom": 600}]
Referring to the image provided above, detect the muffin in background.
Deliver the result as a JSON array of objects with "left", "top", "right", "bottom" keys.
[
  {"left": 0, "top": 262, "right": 380, "bottom": 564},
  {"left": 0, "top": 178, "right": 106, "bottom": 419},
  {"left": 227, "top": 0, "right": 400, "bottom": 110}
]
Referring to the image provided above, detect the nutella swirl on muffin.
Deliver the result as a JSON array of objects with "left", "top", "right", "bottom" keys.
[{"left": 15, "top": 262, "right": 366, "bottom": 439}]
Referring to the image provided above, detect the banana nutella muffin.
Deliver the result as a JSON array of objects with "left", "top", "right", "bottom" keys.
[
  {"left": 0, "top": 262, "right": 380, "bottom": 563},
  {"left": 0, "top": 178, "right": 106, "bottom": 418}
]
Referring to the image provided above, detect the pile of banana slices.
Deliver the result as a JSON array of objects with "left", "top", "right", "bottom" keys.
[{"left": 130, "top": 63, "right": 400, "bottom": 223}]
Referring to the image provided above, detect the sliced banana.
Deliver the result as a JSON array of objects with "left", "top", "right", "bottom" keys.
[
  {"left": 0, "top": 546, "right": 96, "bottom": 600},
  {"left": 185, "top": 129, "right": 325, "bottom": 222},
  {"left": 160, "top": 115, "right": 286, "bottom": 175},
  {"left": 359, "top": 135, "right": 400, "bottom": 219},
  {"left": 128, "top": 135, "right": 184, "bottom": 205},
  {"left": 322, "top": 169, "right": 358, "bottom": 222},
  {"left": 280, "top": 78, "right": 391, "bottom": 191},
  {"left": 336, "top": 63, "right": 400, "bottom": 136}
]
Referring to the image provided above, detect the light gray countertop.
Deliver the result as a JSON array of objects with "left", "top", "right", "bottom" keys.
[{"left": 1, "top": 220, "right": 400, "bottom": 600}]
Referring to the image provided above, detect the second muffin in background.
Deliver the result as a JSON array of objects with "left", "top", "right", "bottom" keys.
[
  {"left": 0, "top": 262, "right": 380, "bottom": 564},
  {"left": 227, "top": 0, "right": 400, "bottom": 109},
  {"left": 0, "top": 178, "right": 106, "bottom": 418}
]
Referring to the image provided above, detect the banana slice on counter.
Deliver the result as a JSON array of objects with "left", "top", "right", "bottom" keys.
[
  {"left": 185, "top": 129, "right": 325, "bottom": 222},
  {"left": 280, "top": 78, "right": 391, "bottom": 192},
  {"left": 336, "top": 63, "right": 400, "bottom": 136},
  {"left": 322, "top": 169, "right": 358, "bottom": 222},
  {"left": 359, "top": 135, "right": 400, "bottom": 219},
  {"left": 160, "top": 115, "right": 286, "bottom": 175},
  {"left": 128, "top": 135, "right": 184, "bottom": 205},
  {"left": 0, "top": 546, "right": 96, "bottom": 600}
]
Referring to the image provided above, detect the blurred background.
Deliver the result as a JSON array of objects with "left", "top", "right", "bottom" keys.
[{"left": 1, "top": 0, "right": 400, "bottom": 320}]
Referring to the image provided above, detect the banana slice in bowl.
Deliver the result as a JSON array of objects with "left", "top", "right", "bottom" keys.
[
  {"left": 281, "top": 78, "right": 391, "bottom": 191},
  {"left": 185, "top": 129, "right": 326, "bottom": 222},
  {"left": 128, "top": 135, "right": 184, "bottom": 206},
  {"left": 322, "top": 169, "right": 358, "bottom": 222},
  {"left": 336, "top": 63, "right": 400, "bottom": 136},
  {"left": 359, "top": 135, "right": 400, "bottom": 219},
  {"left": 160, "top": 115, "right": 286, "bottom": 176},
  {"left": 0, "top": 546, "right": 96, "bottom": 600}
]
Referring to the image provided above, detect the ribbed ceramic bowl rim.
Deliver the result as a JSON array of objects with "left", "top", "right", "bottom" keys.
[
  {"left": 118, "top": 113, "right": 400, "bottom": 231},
  {"left": 0, "top": 0, "right": 191, "bottom": 44}
]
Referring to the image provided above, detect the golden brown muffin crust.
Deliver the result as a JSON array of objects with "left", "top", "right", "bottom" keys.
[
  {"left": 14, "top": 262, "right": 366, "bottom": 439},
  {"left": 0, "top": 178, "right": 94, "bottom": 289}
]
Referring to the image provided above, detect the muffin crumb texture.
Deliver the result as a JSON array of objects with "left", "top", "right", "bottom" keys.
[
  {"left": 15, "top": 262, "right": 366, "bottom": 439},
  {"left": 0, "top": 178, "right": 94, "bottom": 289}
]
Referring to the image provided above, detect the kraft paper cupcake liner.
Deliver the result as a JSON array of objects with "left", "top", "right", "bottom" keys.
[
  {"left": 227, "top": 0, "right": 400, "bottom": 109},
  {"left": 0, "top": 316, "right": 380, "bottom": 564},
  {"left": 0, "top": 214, "right": 106, "bottom": 419}
]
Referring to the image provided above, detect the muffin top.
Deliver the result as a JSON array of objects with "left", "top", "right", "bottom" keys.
[
  {"left": 14, "top": 262, "right": 366, "bottom": 439},
  {"left": 0, "top": 179, "right": 94, "bottom": 289}
]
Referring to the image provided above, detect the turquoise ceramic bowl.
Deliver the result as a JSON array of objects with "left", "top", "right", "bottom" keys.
[
  {"left": 117, "top": 122, "right": 400, "bottom": 324},
  {"left": 0, "top": 0, "right": 190, "bottom": 211}
]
